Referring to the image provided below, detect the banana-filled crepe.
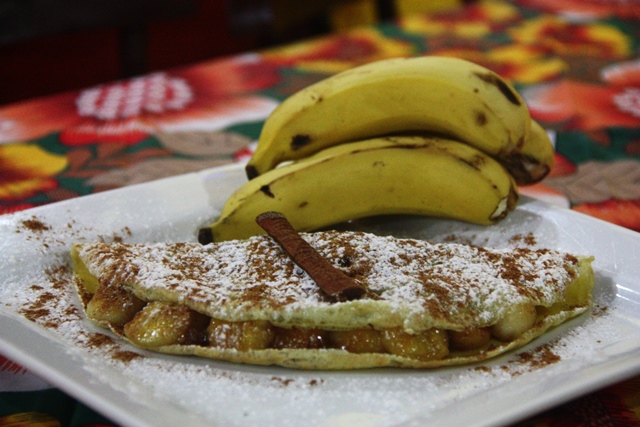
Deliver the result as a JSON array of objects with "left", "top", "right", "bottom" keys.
[{"left": 71, "top": 215, "right": 595, "bottom": 370}]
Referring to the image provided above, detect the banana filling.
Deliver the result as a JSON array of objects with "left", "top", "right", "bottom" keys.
[
  {"left": 78, "top": 286, "right": 586, "bottom": 361},
  {"left": 71, "top": 230, "right": 594, "bottom": 369}
]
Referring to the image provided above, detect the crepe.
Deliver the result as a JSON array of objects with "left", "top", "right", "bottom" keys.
[{"left": 71, "top": 230, "right": 594, "bottom": 370}]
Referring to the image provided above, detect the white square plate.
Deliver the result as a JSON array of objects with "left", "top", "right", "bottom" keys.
[{"left": 1, "top": 163, "right": 640, "bottom": 427}]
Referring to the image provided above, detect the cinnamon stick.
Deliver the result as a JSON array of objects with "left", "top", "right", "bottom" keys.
[{"left": 256, "top": 212, "right": 365, "bottom": 300}]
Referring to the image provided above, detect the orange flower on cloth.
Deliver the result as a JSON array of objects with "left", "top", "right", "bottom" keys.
[
  {"left": 429, "top": 45, "right": 567, "bottom": 84},
  {"left": 260, "top": 28, "right": 415, "bottom": 74},
  {"left": 522, "top": 59, "right": 640, "bottom": 130},
  {"left": 573, "top": 199, "right": 640, "bottom": 232},
  {"left": 509, "top": 15, "right": 632, "bottom": 59},
  {"left": 0, "top": 143, "right": 68, "bottom": 200},
  {"left": 0, "top": 55, "right": 280, "bottom": 145},
  {"left": 399, "top": 0, "right": 521, "bottom": 39},
  {"left": 515, "top": 0, "right": 640, "bottom": 21}
]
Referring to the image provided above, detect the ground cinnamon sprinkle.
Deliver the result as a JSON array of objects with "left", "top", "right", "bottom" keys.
[
  {"left": 87, "top": 333, "right": 116, "bottom": 348},
  {"left": 19, "top": 289, "right": 57, "bottom": 326},
  {"left": 524, "top": 233, "right": 536, "bottom": 246},
  {"left": 64, "top": 305, "right": 80, "bottom": 317},
  {"left": 509, "top": 232, "right": 537, "bottom": 247},
  {"left": 112, "top": 350, "right": 145, "bottom": 363},
  {"left": 518, "top": 344, "right": 561, "bottom": 369},
  {"left": 100, "top": 227, "right": 134, "bottom": 244},
  {"left": 35, "top": 291, "right": 56, "bottom": 306},
  {"left": 500, "top": 342, "right": 562, "bottom": 376},
  {"left": 592, "top": 305, "right": 609, "bottom": 317},
  {"left": 45, "top": 264, "right": 70, "bottom": 290},
  {"left": 19, "top": 217, "right": 51, "bottom": 232},
  {"left": 83, "top": 333, "right": 145, "bottom": 363},
  {"left": 271, "top": 377, "right": 294, "bottom": 387},
  {"left": 19, "top": 307, "right": 50, "bottom": 322},
  {"left": 441, "top": 234, "right": 481, "bottom": 246}
]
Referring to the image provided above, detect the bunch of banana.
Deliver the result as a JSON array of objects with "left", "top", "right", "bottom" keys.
[
  {"left": 199, "top": 56, "right": 553, "bottom": 243},
  {"left": 244, "top": 56, "right": 553, "bottom": 185},
  {"left": 199, "top": 135, "right": 519, "bottom": 243}
]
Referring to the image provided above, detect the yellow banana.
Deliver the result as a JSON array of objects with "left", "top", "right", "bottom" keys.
[
  {"left": 246, "top": 56, "right": 538, "bottom": 183},
  {"left": 200, "top": 135, "right": 519, "bottom": 243}
]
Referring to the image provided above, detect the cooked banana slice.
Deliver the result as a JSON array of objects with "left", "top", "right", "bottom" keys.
[
  {"left": 381, "top": 328, "right": 449, "bottom": 361},
  {"left": 124, "top": 301, "right": 209, "bottom": 347},
  {"left": 490, "top": 303, "right": 538, "bottom": 342},
  {"left": 86, "top": 284, "right": 146, "bottom": 326},
  {"left": 207, "top": 319, "right": 275, "bottom": 351}
]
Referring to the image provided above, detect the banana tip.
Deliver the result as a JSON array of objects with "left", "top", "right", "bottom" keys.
[
  {"left": 245, "top": 164, "right": 259, "bottom": 180},
  {"left": 198, "top": 227, "right": 214, "bottom": 245}
]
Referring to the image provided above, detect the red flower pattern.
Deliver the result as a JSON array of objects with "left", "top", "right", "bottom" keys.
[{"left": 0, "top": 56, "right": 280, "bottom": 145}]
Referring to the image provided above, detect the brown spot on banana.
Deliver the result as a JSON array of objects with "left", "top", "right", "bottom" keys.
[
  {"left": 475, "top": 111, "right": 488, "bottom": 126},
  {"left": 458, "top": 154, "right": 486, "bottom": 171},
  {"left": 245, "top": 164, "right": 259, "bottom": 180},
  {"left": 260, "top": 185, "right": 276, "bottom": 198},
  {"left": 298, "top": 201, "right": 308, "bottom": 208},
  {"left": 198, "top": 227, "right": 214, "bottom": 244},
  {"left": 472, "top": 72, "right": 521, "bottom": 106},
  {"left": 291, "top": 134, "right": 312, "bottom": 150}
]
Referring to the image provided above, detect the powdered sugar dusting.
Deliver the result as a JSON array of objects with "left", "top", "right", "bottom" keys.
[{"left": 76, "top": 231, "right": 580, "bottom": 331}]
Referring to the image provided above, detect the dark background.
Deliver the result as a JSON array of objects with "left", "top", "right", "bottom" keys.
[{"left": 0, "top": 0, "right": 400, "bottom": 106}]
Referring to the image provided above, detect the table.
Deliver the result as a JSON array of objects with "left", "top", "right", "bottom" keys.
[{"left": 1, "top": 0, "right": 639, "bottom": 425}]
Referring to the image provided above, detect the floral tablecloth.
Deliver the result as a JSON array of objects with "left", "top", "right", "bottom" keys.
[{"left": 1, "top": 0, "right": 640, "bottom": 425}]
